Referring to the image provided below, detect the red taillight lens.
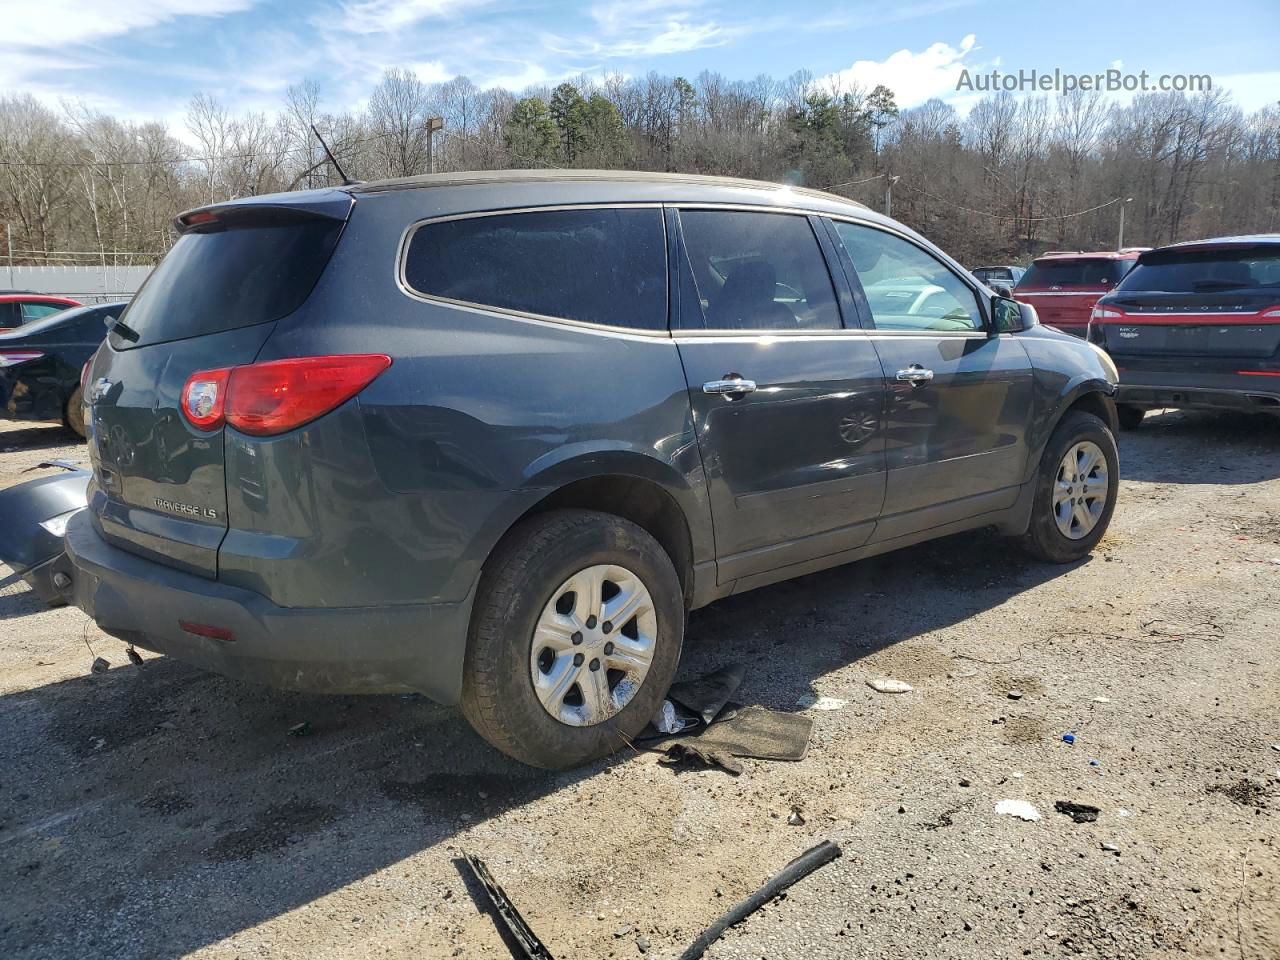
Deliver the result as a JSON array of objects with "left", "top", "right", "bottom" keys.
[
  {"left": 182, "top": 368, "right": 231, "bottom": 430},
  {"left": 0, "top": 349, "right": 45, "bottom": 368},
  {"left": 181, "top": 355, "right": 391, "bottom": 436},
  {"left": 180, "top": 210, "right": 219, "bottom": 228},
  {"left": 226, "top": 355, "right": 391, "bottom": 436}
]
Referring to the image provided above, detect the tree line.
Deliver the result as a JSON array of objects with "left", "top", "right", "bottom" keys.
[{"left": 1, "top": 67, "right": 1276, "bottom": 269}]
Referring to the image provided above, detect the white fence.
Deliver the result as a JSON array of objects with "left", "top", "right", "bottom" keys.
[{"left": 4, "top": 265, "right": 153, "bottom": 303}]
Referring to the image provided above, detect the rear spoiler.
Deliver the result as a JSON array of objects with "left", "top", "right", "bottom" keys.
[{"left": 174, "top": 190, "right": 354, "bottom": 235}]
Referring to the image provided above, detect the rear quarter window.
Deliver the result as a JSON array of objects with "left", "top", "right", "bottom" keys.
[{"left": 402, "top": 207, "right": 668, "bottom": 331}]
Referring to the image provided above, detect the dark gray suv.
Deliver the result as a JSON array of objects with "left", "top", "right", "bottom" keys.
[{"left": 65, "top": 171, "right": 1120, "bottom": 768}]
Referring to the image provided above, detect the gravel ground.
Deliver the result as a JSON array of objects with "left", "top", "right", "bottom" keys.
[{"left": 0, "top": 411, "right": 1277, "bottom": 960}]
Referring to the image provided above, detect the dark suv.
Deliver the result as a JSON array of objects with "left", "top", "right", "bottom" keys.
[
  {"left": 1089, "top": 235, "right": 1280, "bottom": 427},
  {"left": 64, "top": 171, "right": 1120, "bottom": 768}
]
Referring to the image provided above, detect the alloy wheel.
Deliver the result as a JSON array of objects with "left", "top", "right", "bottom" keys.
[
  {"left": 529, "top": 564, "right": 657, "bottom": 727},
  {"left": 1053, "top": 440, "right": 1109, "bottom": 540}
]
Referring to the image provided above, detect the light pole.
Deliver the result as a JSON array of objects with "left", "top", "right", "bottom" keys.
[
  {"left": 884, "top": 175, "right": 900, "bottom": 217},
  {"left": 1117, "top": 196, "right": 1134, "bottom": 250},
  {"left": 426, "top": 117, "right": 443, "bottom": 174}
]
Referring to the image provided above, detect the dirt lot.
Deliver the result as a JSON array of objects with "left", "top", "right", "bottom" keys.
[{"left": 0, "top": 411, "right": 1277, "bottom": 960}]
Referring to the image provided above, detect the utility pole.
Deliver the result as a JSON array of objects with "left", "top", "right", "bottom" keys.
[
  {"left": 884, "top": 175, "right": 900, "bottom": 217},
  {"left": 1117, "top": 196, "right": 1134, "bottom": 250},
  {"left": 426, "top": 117, "right": 444, "bottom": 174}
]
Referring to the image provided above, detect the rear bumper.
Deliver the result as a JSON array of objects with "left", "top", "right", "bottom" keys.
[
  {"left": 1115, "top": 381, "right": 1280, "bottom": 414},
  {"left": 62, "top": 511, "right": 474, "bottom": 702}
]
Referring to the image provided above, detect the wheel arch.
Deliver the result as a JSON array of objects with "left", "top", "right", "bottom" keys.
[{"left": 484, "top": 449, "right": 713, "bottom": 611}]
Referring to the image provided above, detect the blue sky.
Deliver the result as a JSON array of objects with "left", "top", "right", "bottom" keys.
[{"left": 3, "top": 0, "right": 1278, "bottom": 130}]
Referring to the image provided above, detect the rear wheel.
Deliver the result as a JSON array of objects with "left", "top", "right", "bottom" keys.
[
  {"left": 1116, "top": 404, "right": 1145, "bottom": 430},
  {"left": 461, "top": 509, "right": 684, "bottom": 769},
  {"left": 64, "top": 387, "right": 86, "bottom": 440},
  {"left": 1020, "top": 411, "right": 1118, "bottom": 563}
]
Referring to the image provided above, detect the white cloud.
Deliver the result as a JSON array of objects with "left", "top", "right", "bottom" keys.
[
  {"left": 821, "top": 34, "right": 981, "bottom": 107},
  {"left": 557, "top": 0, "right": 726, "bottom": 58},
  {"left": 2, "top": 0, "right": 254, "bottom": 49},
  {"left": 338, "top": 0, "right": 491, "bottom": 34}
]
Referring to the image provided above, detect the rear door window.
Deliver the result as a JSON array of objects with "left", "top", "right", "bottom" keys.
[
  {"left": 832, "top": 221, "right": 983, "bottom": 332},
  {"left": 403, "top": 207, "right": 667, "bottom": 331},
  {"left": 1019, "top": 259, "right": 1130, "bottom": 288},
  {"left": 115, "top": 216, "right": 345, "bottom": 348},
  {"left": 675, "top": 209, "right": 841, "bottom": 331}
]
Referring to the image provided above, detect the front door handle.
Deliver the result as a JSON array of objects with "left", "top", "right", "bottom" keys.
[
  {"left": 896, "top": 365, "right": 934, "bottom": 385},
  {"left": 703, "top": 377, "right": 757, "bottom": 397}
]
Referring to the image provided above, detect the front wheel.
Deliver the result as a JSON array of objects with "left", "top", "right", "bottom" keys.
[
  {"left": 461, "top": 509, "right": 684, "bottom": 769},
  {"left": 1020, "top": 411, "right": 1118, "bottom": 563}
]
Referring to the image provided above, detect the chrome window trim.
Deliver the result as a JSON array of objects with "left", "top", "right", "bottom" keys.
[{"left": 395, "top": 202, "right": 673, "bottom": 339}]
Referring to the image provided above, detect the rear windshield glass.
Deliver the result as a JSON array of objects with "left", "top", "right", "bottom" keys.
[
  {"left": 403, "top": 207, "right": 667, "bottom": 331},
  {"left": 1018, "top": 259, "right": 1131, "bottom": 288},
  {"left": 974, "top": 268, "right": 1013, "bottom": 282},
  {"left": 1117, "top": 247, "right": 1280, "bottom": 293},
  {"left": 115, "top": 218, "right": 343, "bottom": 348}
]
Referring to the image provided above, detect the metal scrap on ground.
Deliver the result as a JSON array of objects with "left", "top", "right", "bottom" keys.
[
  {"left": 677, "top": 840, "right": 843, "bottom": 960},
  {"left": 461, "top": 852, "right": 556, "bottom": 960}
]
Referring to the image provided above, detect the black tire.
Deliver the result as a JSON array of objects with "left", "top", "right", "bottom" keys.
[
  {"left": 1020, "top": 411, "right": 1118, "bottom": 563},
  {"left": 65, "top": 387, "right": 86, "bottom": 440},
  {"left": 461, "top": 509, "right": 684, "bottom": 769},
  {"left": 1116, "top": 404, "right": 1145, "bottom": 430}
]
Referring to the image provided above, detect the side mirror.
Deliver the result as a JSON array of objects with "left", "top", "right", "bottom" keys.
[{"left": 991, "top": 296, "right": 1038, "bottom": 334}]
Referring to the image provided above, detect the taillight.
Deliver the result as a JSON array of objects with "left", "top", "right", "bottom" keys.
[
  {"left": 182, "top": 368, "right": 231, "bottom": 430},
  {"left": 80, "top": 349, "right": 97, "bottom": 393},
  {"left": 180, "top": 355, "right": 390, "bottom": 436},
  {"left": 1262, "top": 308, "right": 1280, "bottom": 318},
  {"left": 0, "top": 349, "right": 44, "bottom": 367},
  {"left": 1091, "top": 307, "right": 1124, "bottom": 321}
]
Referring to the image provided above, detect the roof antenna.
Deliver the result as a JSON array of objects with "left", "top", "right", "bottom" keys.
[{"left": 311, "top": 124, "right": 354, "bottom": 185}]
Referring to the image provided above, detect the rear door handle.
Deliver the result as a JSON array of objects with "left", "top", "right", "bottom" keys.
[
  {"left": 895, "top": 365, "right": 934, "bottom": 385},
  {"left": 703, "top": 377, "right": 757, "bottom": 396}
]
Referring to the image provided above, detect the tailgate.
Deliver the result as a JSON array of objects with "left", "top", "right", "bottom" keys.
[{"left": 84, "top": 191, "right": 351, "bottom": 577}]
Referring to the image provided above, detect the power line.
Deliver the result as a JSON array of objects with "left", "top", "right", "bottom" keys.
[
  {"left": 820, "top": 173, "right": 886, "bottom": 190},
  {"left": 897, "top": 182, "right": 1123, "bottom": 221},
  {"left": 0, "top": 128, "right": 406, "bottom": 169}
]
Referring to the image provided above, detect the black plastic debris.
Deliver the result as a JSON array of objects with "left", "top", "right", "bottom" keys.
[
  {"left": 678, "top": 841, "right": 843, "bottom": 960},
  {"left": 663, "top": 741, "right": 744, "bottom": 776},
  {"left": 667, "top": 664, "right": 746, "bottom": 725},
  {"left": 462, "top": 852, "right": 555, "bottom": 960},
  {"left": 666, "top": 705, "right": 813, "bottom": 764},
  {"left": 90, "top": 657, "right": 110, "bottom": 674},
  {"left": 287, "top": 721, "right": 312, "bottom": 737},
  {"left": 1054, "top": 800, "right": 1101, "bottom": 823}
]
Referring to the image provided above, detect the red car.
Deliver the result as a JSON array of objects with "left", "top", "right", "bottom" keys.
[
  {"left": 0, "top": 293, "right": 81, "bottom": 330},
  {"left": 1013, "top": 251, "right": 1139, "bottom": 338}
]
